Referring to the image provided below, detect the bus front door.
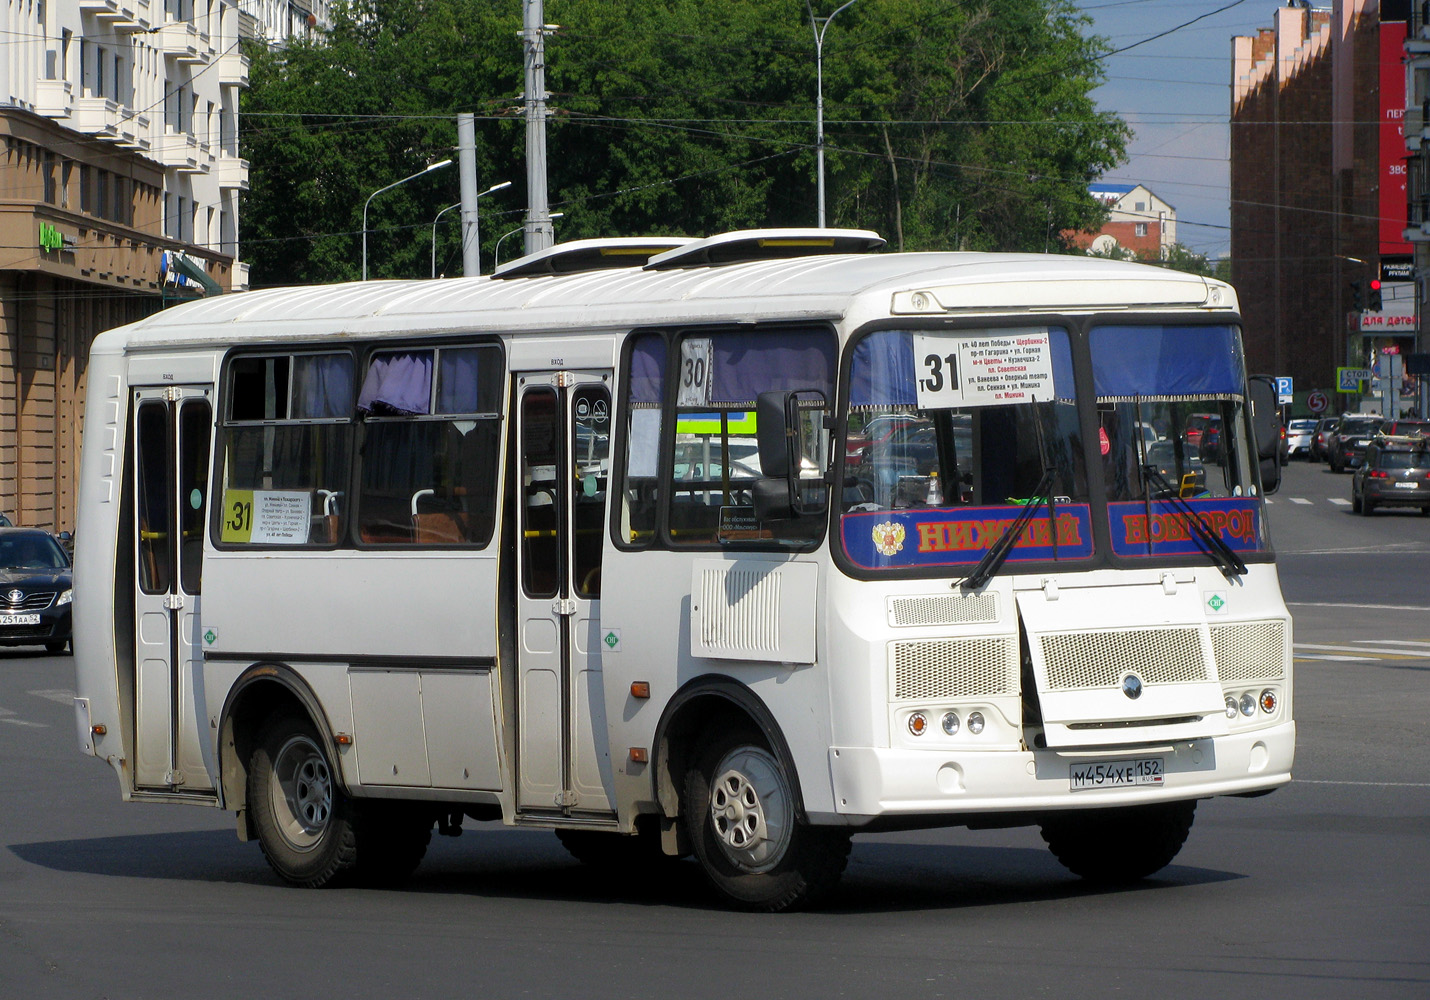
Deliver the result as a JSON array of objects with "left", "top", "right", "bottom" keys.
[
  {"left": 131, "top": 387, "right": 215, "bottom": 793},
  {"left": 514, "top": 372, "right": 615, "bottom": 816}
]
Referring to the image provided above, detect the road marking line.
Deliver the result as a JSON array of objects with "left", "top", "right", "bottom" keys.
[
  {"left": 1296, "top": 643, "right": 1428, "bottom": 657},
  {"left": 1288, "top": 601, "right": 1430, "bottom": 612},
  {"left": 1289, "top": 497, "right": 1313, "bottom": 505},
  {"left": 1295, "top": 654, "right": 1372, "bottom": 662},
  {"left": 0, "top": 718, "right": 47, "bottom": 728},
  {"left": 1328, "top": 498, "right": 1351, "bottom": 506},
  {"left": 1355, "top": 639, "right": 1430, "bottom": 648},
  {"left": 1297, "top": 779, "right": 1430, "bottom": 788},
  {"left": 0, "top": 706, "right": 13, "bottom": 717},
  {"left": 28, "top": 689, "right": 75, "bottom": 705}
]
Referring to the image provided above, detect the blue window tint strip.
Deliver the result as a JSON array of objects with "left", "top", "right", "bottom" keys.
[{"left": 1090, "top": 325, "right": 1243, "bottom": 399}]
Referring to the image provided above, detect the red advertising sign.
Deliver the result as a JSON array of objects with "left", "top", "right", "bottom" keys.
[{"left": 1381, "top": 21, "right": 1412, "bottom": 256}]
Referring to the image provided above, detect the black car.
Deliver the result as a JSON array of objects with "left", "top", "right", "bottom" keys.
[
  {"left": 1309, "top": 416, "right": 1339, "bottom": 463},
  {"left": 1328, "top": 415, "right": 1383, "bottom": 473},
  {"left": 0, "top": 528, "right": 73, "bottom": 653},
  {"left": 1351, "top": 437, "right": 1430, "bottom": 515}
]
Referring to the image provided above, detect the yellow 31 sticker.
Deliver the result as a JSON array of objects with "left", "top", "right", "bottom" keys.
[{"left": 220, "top": 489, "right": 311, "bottom": 544}]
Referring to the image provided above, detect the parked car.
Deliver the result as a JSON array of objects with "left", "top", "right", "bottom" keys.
[
  {"left": 1328, "top": 415, "right": 1383, "bottom": 472},
  {"left": 1310, "top": 416, "right": 1339, "bottom": 463},
  {"left": 1285, "top": 418, "right": 1317, "bottom": 459},
  {"left": 1378, "top": 418, "right": 1430, "bottom": 438},
  {"left": 0, "top": 527, "right": 73, "bottom": 653},
  {"left": 1351, "top": 436, "right": 1430, "bottom": 515}
]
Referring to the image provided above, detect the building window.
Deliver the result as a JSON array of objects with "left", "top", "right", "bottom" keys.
[
  {"left": 1135, "top": 201, "right": 1146, "bottom": 212},
  {"left": 1135, "top": 223, "right": 1148, "bottom": 237}
]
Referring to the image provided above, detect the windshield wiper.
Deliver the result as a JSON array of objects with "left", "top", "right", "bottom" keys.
[
  {"left": 960, "top": 467, "right": 1055, "bottom": 591},
  {"left": 1139, "top": 463, "right": 1248, "bottom": 580}
]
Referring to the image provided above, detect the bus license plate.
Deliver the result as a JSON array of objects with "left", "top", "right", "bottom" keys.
[
  {"left": 1070, "top": 757, "right": 1164, "bottom": 791},
  {"left": 0, "top": 613, "right": 40, "bottom": 626}
]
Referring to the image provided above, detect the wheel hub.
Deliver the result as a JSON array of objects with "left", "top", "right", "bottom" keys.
[
  {"left": 707, "top": 746, "right": 793, "bottom": 873},
  {"left": 271, "top": 735, "right": 333, "bottom": 852}
]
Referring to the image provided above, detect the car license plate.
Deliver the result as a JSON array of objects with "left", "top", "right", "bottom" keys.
[
  {"left": 1070, "top": 757, "right": 1164, "bottom": 791},
  {"left": 0, "top": 613, "right": 40, "bottom": 626},
  {"left": 1394, "top": 481, "right": 1419, "bottom": 490}
]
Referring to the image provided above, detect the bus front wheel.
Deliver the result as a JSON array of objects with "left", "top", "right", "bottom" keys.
[
  {"left": 1039, "top": 799, "right": 1197, "bottom": 884},
  {"left": 683, "top": 729, "right": 850, "bottom": 912}
]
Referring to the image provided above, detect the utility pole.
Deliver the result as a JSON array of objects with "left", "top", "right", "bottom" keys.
[
  {"left": 456, "top": 113, "right": 481, "bottom": 275},
  {"left": 522, "top": 0, "right": 554, "bottom": 255}
]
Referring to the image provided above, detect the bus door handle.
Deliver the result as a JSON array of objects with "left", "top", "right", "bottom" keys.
[{"left": 552, "top": 598, "right": 576, "bottom": 616}]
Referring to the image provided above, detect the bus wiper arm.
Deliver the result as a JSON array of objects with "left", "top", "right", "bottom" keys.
[
  {"left": 1140, "top": 464, "right": 1248, "bottom": 580},
  {"left": 959, "top": 468, "right": 1055, "bottom": 591}
]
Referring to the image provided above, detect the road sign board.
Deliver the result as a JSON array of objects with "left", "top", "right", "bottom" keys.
[
  {"left": 1337, "top": 367, "right": 1371, "bottom": 392},
  {"left": 1275, "top": 376, "right": 1293, "bottom": 403},
  {"left": 1307, "top": 390, "right": 1328, "bottom": 413}
]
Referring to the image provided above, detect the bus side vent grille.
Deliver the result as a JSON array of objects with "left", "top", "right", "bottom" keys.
[
  {"left": 698, "top": 568, "right": 780, "bottom": 652},
  {"left": 888, "top": 593, "right": 998, "bottom": 627},
  {"left": 1210, "top": 620, "right": 1286, "bottom": 681},
  {"left": 890, "top": 637, "right": 1018, "bottom": 700},
  {"left": 1040, "top": 627, "right": 1208, "bottom": 690}
]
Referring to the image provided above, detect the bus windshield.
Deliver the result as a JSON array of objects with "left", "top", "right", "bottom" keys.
[{"left": 839, "top": 323, "right": 1262, "bottom": 574}]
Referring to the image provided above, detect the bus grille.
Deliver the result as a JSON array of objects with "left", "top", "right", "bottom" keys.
[
  {"left": 890, "top": 636, "right": 1018, "bottom": 700},
  {"left": 1040, "top": 627, "right": 1208, "bottom": 690},
  {"left": 1210, "top": 620, "right": 1286, "bottom": 681},
  {"left": 887, "top": 593, "right": 998, "bottom": 627}
]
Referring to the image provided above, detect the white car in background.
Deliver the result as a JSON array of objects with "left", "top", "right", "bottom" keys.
[{"left": 1286, "top": 418, "right": 1317, "bottom": 459}]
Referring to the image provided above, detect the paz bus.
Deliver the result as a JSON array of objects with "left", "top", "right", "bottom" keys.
[{"left": 72, "top": 229, "right": 1294, "bottom": 911}]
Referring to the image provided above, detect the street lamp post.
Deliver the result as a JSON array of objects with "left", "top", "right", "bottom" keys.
[
  {"left": 431, "top": 180, "right": 512, "bottom": 278},
  {"left": 362, "top": 158, "right": 453, "bottom": 281},
  {"left": 807, "top": 0, "right": 862, "bottom": 229},
  {"left": 495, "top": 212, "right": 563, "bottom": 269}
]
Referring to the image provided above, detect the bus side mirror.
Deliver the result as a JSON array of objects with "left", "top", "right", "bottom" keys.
[
  {"left": 754, "top": 389, "right": 828, "bottom": 520},
  {"left": 1247, "top": 375, "right": 1281, "bottom": 495}
]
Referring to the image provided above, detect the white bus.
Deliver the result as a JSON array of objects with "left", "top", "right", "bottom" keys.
[{"left": 72, "top": 229, "right": 1294, "bottom": 911}]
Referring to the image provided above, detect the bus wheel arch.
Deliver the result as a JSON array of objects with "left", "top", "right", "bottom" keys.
[{"left": 218, "top": 665, "right": 343, "bottom": 842}]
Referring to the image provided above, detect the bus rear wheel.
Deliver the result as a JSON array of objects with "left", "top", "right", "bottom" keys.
[
  {"left": 249, "top": 712, "right": 361, "bottom": 887},
  {"left": 683, "top": 730, "right": 850, "bottom": 912},
  {"left": 1039, "top": 799, "right": 1197, "bottom": 884}
]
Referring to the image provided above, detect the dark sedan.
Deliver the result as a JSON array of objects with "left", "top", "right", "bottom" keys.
[
  {"left": 0, "top": 528, "right": 73, "bottom": 653},
  {"left": 1351, "top": 438, "right": 1430, "bottom": 515}
]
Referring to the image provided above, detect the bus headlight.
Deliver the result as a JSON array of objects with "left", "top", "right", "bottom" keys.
[
  {"left": 1239, "top": 693, "right": 1257, "bottom": 717},
  {"left": 941, "top": 712, "right": 959, "bottom": 736},
  {"left": 966, "top": 712, "right": 985, "bottom": 735},
  {"left": 1224, "top": 695, "right": 1238, "bottom": 719}
]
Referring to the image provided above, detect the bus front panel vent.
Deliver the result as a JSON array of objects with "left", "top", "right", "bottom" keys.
[{"left": 889, "top": 636, "right": 1018, "bottom": 701}]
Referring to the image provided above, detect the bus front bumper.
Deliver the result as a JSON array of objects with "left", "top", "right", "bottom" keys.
[{"left": 825, "top": 721, "right": 1295, "bottom": 821}]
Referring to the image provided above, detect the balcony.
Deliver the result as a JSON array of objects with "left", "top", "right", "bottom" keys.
[
  {"left": 78, "top": 0, "right": 151, "bottom": 34},
  {"left": 215, "top": 153, "right": 249, "bottom": 191},
  {"left": 35, "top": 79, "right": 73, "bottom": 120},
  {"left": 217, "top": 49, "right": 250, "bottom": 88},
  {"left": 72, "top": 97, "right": 124, "bottom": 142},
  {"left": 153, "top": 132, "right": 205, "bottom": 174},
  {"left": 115, "top": 112, "right": 151, "bottom": 152},
  {"left": 158, "top": 21, "right": 209, "bottom": 65}
]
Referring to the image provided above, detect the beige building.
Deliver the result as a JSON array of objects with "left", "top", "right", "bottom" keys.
[{"left": 0, "top": 0, "right": 250, "bottom": 532}]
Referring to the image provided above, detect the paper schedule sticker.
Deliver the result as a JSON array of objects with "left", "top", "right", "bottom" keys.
[
  {"left": 220, "top": 489, "right": 312, "bottom": 544},
  {"left": 911, "top": 330, "right": 1055, "bottom": 409}
]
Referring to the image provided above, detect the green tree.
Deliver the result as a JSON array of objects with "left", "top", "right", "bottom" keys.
[{"left": 240, "top": 0, "right": 1128, "bottom": 286}]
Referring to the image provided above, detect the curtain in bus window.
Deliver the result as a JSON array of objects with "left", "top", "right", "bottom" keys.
[
  {"left": 850, "top": 329, "right": 1077, "bottom": 407},
  {"left": 1089, "top": 325, "right": 1243, "bottom": 400},
  {"left": 707, "top": 330, "right": 835, "bottom": 406},
  {"left": 357, "top": 351, "right": 432, "bottom": 415},
  {"left": 437, "top": 347, "right": 484, "bottom": 413},
  {"left": 292, "top": 354, "right": 355, "bottom": 418},
  {"left": 629, "top": 336, "right": 665, "bottom": 405}
]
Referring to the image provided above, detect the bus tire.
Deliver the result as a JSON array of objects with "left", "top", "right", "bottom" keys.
[
  {"left": 1039, "top": 799, "right": 1197, "bottom": 884},
  {"left": 352, "top": 803, "right": 431, "bottom": 887},
  {"left": 248, "top": 711, "right": 359, "bottom": 888},
  {"left": 683, "top": 729, "right": 850, "bottom": 912}
]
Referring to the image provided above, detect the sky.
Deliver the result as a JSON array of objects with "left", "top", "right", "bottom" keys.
[{"left": 1076, "top": 0, "right": 1300, "bottom": 259}]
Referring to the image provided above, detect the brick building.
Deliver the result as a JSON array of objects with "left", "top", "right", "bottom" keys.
[
  {"left": 1066, "top": 183, "right": 1178, "bottom": 259},
  {"left": 1230, "top": 0, "right": 1408, "bottom": 396}
]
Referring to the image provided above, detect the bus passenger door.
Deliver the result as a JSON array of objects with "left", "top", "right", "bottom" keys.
[
  {"left": 131, "top": 387, "right": 215, "bottom": 793},
  {"left": 514, "top": 372, "right": 615, "bottom": 816}
]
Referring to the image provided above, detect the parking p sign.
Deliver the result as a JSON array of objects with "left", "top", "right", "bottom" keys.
[{"left": 1275, "top": 376, "right": 1293, "bottom": 403}]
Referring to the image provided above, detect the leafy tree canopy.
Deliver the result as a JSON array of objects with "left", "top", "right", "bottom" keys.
[{"left": 240, "top": 0, "right": 1128, "bottom": 286}]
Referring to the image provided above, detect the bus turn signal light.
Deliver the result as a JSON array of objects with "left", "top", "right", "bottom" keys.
[
  {"left": 630, "top": 682, "right": 650, "bottom": 699},
  {"left": 628, "top": 747, "right": 648, "bottom": 763},
  {"left": 91, "top": 724, "right": 106, "bottom": 736}
]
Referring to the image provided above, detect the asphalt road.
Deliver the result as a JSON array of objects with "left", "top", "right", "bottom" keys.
[{"left": 1, "top": 459, "right": 1425, "bottom": 999}]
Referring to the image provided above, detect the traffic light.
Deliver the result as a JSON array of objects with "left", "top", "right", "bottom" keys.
[
  {"left": 1368, "top": 278, "right": 1383, "bottom": 311},
  {"left": 1350, "top": 279, "right": 1364, "bottom": 311}
]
